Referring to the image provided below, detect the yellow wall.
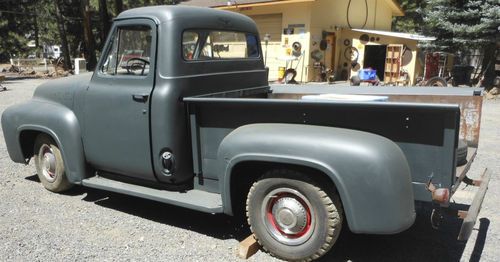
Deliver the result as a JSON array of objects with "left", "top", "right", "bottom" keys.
[
  {"left": 374, "top": 0, "right": 394, "bottom": 31},
  {"left": 310, "top": 0, "right": 393, "bottom": 30},
  {"left": 239, "top": 2, "right": 313, "bottom": 81},
  {"left": 228, "top": 0, "right": 398, "bottom": 82},
  {"left": 307, "top": 0, "right": 395, "bottom": 81}
]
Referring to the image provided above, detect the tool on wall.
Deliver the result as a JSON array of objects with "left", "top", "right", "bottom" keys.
[
  {"left": 344, "top": 46, "right": 359, "bottom": 67},
  {"left": 347, "top": 0, "right": 368, "bottom": 29},
  {"left": 284, "top": 41, "right": 304, "bottom": 84},
  {"left": 263, "top": 33, "right": 271, "bottom": 66}
]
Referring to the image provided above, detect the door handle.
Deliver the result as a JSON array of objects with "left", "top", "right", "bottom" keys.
[{"left": 132, "top": 94, "right": 149, "bottom": 103}]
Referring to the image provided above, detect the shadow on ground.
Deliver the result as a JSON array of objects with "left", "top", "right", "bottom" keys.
[{"left": 25, "top": 174, "right": 489, "bottom": 261}]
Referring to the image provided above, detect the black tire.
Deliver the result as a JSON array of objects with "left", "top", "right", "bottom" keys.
[
  {"left": 285, "top": 68, "right": 298, "bottom": 84},
  {"left": 33, "top": 134, "right": 73, "bottom": 192},
  {"left": 456, "top": 139, "right": 468, "bottom": 166},
  {"left": 246, "top": 169, "right": 343, "bottom": 261},
  {"left": 350, "top": 75, "right": 361, "bottom": 86},
  {"left": 426, "top": 76, "right": 447, "bottom": 87}
]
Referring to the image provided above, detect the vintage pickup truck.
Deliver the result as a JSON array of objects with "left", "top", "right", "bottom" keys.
[{"left": 1, "top": 6, "right": 490, "bottom": 261}]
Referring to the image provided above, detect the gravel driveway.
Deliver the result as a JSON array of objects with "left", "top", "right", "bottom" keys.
[{"left": 0, "top": 78, "right": 499, "bottom": 261}]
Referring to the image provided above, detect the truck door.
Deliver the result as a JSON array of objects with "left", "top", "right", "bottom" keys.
[{"left": 83, "top": 19, "right": 157, "bottom": 181}]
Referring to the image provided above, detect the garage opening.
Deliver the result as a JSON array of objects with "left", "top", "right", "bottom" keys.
[
  {"left": 249, "top": 14, "right": 283, "bottom": 80},
  {"left": 363, "top": 45, "right": 387, "bottom": 80}
]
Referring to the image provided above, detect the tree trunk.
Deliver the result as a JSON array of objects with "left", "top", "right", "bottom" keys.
[
  {"left": 99, "top": 0, "right": 111, "bottom": 46},
  {"left": 54, "top": 0, "right": 72, "bottom": 70},
  {"left": 115, "top": 0, "right": 123, "bottom": 15},
  {"left": 33, "top": 11, "right": 39, "bottom": 48},
  {"left": 81, "top": 0, "right": 97, "bottom": 70},
  {"left": 480, "top": 43, "right": 498, "bottom": 90}
]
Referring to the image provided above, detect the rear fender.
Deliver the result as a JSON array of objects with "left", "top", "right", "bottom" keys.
[{"left": 218, "top": 123, "right": 416, "bottom": 234}]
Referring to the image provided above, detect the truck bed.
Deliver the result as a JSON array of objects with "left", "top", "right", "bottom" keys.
[{"left": 184, "top": 85, "right": 483, "bottom": 202}]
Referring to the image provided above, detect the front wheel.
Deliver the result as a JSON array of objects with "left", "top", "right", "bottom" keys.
[
  {"left": 33, "top": 134, "right": 73, "bottom": 192},
  {"left": 246, "top": 169, "right": 343, "bottom": 261}
]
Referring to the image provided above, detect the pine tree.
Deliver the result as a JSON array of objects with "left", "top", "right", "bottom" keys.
[
  {"left": 421, "top": 0, "right": 499, "bottom": 87},
  {"left": 421, "top": 0, "right": 499, "bottom": 52},
  {"left": 0, "top": 1, "right": 37, "bottom": 62},
  {"left": 392, "top": 0, "right": 426, "bottom": 33},
  {"left": 0, "top": 0, "right": 184, "bottom": 63}
]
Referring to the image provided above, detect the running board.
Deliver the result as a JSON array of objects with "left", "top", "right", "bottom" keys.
[{"left": 81, "top": 176, "right": 223, "bottom": 214}]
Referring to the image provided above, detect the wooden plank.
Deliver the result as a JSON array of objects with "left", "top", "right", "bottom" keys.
[
  {"left": 457, "top": 168, "right": 491, "bottom": 241},
  {"left": 238, "top": 234, "right": 260, "bottom": 259},
  {"left": 0, "top": 75, "right": 5, "bottom": 91}
]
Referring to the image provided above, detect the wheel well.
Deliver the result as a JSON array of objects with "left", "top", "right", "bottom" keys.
[
  {"left": 19, "top": 130, "right": 43, "bottom": 159},
  {"left": 229, "top": 161, "right": 341, "bottom": 218}
]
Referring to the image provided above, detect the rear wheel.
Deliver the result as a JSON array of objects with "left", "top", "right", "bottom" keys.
[
  {"left": 33, "top": 134, "right": 73, "bottom": 192},
  {"left": 456, "top": 139, "right": 468, "bottom": 166},
  {"left": 246, "top": 169, "right": 343, "bottom": 261}
]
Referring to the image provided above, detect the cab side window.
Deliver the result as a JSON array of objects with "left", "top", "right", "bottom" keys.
[{"left": 101, "top": 25, "right": 153, "bottom": 76}]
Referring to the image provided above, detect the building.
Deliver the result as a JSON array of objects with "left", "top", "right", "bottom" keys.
[{"left": 181, "top": 0, "right": 430, "bottom": 85}]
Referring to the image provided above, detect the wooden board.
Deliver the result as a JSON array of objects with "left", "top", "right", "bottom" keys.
[{"left": 237, "top": 234, "right": 260, "bottom": 259}]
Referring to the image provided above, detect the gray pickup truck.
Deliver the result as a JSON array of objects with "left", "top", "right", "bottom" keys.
[{"left": 1, "top": 6, "right": 490, "bottom": 261}]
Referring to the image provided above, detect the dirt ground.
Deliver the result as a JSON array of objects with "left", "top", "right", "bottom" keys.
[{"left": 0, "top": 78, "right": 499, "bottom": 261}]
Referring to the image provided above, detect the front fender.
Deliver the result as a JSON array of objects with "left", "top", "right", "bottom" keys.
[
  {"left": 218, "top": 123, "right": 415, "bottom": 234},
  {"left": 1, "top": 99, "right": 87, "bottom": 184}
]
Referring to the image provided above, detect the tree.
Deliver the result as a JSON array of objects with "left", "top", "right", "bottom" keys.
[
  {"left": 0, "top": 0, "right": 183, "bottom": 64},
  {"left": 392, "top": 0, "right": 426, "bottom": 34},
  {"left": 115, "top": 0, "right": 124, "bottom": 14},
  {"left": 0, "top": 1, "right": 36, "bottom": 62},
  {"left": 421, "top": 0, "right": 499, "bottom": 87},
  {"left": 81, "top": 0, "right": 97, "bottom": 70},
  {"left": 99, "top": 0, "right": 112, "bottom": 45},
  {"left": 54, "top": 0, "right": 72, "bottom": 69}
]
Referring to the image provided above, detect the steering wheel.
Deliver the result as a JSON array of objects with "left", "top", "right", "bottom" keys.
[{"left": 126, "top": 57, "right": 150, "bottom": 75}]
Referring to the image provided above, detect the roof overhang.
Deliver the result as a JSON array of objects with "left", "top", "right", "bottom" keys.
[
  {"left": 214, "top": 0, "right": 315, "bottom": 10},
  {"left": 384, "top": 0, "right": 405, "bottom": 16},
  {"left": 351, "top": 29, "right": 435, "bottom": 42}
]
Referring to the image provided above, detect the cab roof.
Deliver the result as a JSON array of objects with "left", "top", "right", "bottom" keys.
[{"left": 116, "top": 5, "right": 259, "bottom": 34}]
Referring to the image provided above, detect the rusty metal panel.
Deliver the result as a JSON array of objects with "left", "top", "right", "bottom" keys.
[
  {"left": 386, "top": 95, "right": 483, "bottom": 147},
  {"left": 269, "top": 93, "right": 483, "bottom": 147}
]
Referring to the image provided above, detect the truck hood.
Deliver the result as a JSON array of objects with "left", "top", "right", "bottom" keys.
[{"left": 33, "top": 72, "right": 92, "bottom": 109}]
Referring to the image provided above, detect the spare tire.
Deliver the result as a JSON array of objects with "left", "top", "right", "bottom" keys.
[
  {"left": 456, "top": 139, "right": 468, "bottom": 166},
  {"left": 426, "top": 76, "right": 448, "bottom": 87},
  {"left": 350, "top": 75, "right": 361, "bottom": 86},
  {"left": 285, "top": 68, "right": 298, "bottom": 84}
]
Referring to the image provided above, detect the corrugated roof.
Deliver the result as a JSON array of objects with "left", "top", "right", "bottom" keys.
[
  {"left": 181, "top": 0, "right": 403, "bottom": 16},
  {"left": 351, "top": 29, "right": 435, "bottom": 42},
  {"left": 180, "top": 0, "right": 283, "bottom": 8}
]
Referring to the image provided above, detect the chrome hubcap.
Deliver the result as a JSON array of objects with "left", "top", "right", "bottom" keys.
[
  {"left": 40, "top": 145, "right": 56, "bottom": 182},
  {"left": 273, "top": 197, "right": 308, "bottom": 234},
  {"left": 262, "top": 188, "right": 315, "bottom": 246}
]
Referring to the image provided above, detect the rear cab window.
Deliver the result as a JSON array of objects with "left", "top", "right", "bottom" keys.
[{"left": 182, "top": 30, "right": 260, "bottom": 61}]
